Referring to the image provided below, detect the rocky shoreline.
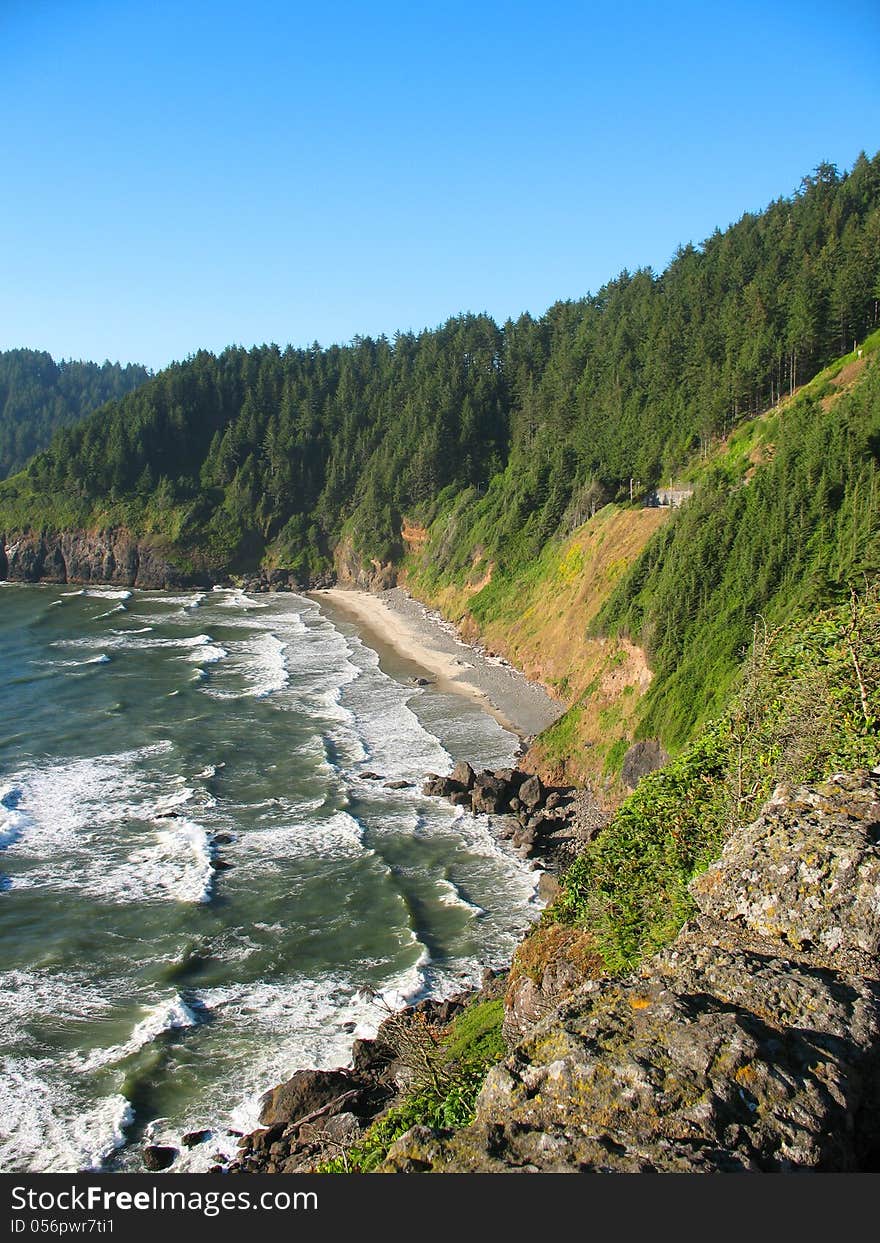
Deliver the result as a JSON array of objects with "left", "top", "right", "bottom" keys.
[
  {"left": 164, "top": 768, "right": 880, "bottom": 1176},
  {"left": 223, "top": 969, "right": 509, "bottom": 1175},
  {"left": 159, "top": 762, "right": 608, "bottom": 1176},
  {"left": 421, "top": 763, "right": 605, "bottom": 886}
]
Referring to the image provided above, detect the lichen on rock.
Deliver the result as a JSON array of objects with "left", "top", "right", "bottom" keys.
[{"left": 382, "top": 771, "right": 880, "bottom": 1173}]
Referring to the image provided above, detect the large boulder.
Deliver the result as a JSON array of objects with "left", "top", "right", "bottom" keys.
[
  {"left": 451, "top": 761, "right": 476, "bottom": 790},
  {"left": 259, "top": 1069, "right": 359, "bottom": 1128},
  {"left": 621, "top": 740, "right": 670, "bottom": 790},
  {"left": 471, "top": 775, "right": 509, "bottom": 815},
  {"left": 517, "top": 775, "right": 545, "bottom": 814},
  {"left": 143, "top": 1145, "right": 177, "bottom": 1171},
  {"left": 691, "top": 770, "right": 880, "bottom": 955},
  {"left": 422, "top": 774, "right": 465, "bottom": 799},
  {"left": 495, "top": 768, "right": 528, "bottom": 790}
]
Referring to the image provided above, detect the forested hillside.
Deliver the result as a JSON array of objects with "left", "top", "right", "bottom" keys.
[
  {"left": 2, "top": 155, "right": 878, "bottom": 577},
  {"left": 0, "top": 350, "right": 150, "bottom": 479},
  {"left": 1, "top": 155, "right": 879, "bottom": 769}
]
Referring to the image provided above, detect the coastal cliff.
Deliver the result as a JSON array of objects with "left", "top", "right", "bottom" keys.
[
  {"left": 0, "top": 528, "right": 208, "bottom": 589},
  {"left": 223, "top": 769, "right": 880, "bottom": 1174},
  {"left": 386, "top": 769, "right": 880, "bottom": 1172},
  {"left": 220, "top": 583, "right": 879, "bottom": 1176}
]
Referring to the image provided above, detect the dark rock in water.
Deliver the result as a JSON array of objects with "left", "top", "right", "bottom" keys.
[
  {"left": 259, "top": 1069, "right": 360, "bottom": 1128},
  {"left": 471, "top": 774, "right": 509, "bottom": 815},
  {"left": 210, "top": 858, "right": 233, "bottom": 871},
  {"left": 451, "top": 761, "right": 476, "bottom": 790},
  {"left": 423, "top": 774, "right": 465, "bottom": 798},
  {"left": 182, "top": 1130, "right": 211, "bottom": 1148},
  {"left": 410, "top": 677, "right": 431, "bottom": 687},
  {"left": 384, "top": 779, "right": 414, "bottom": 789},
  {"left": 518, "top": 775, "right": 544, "bottom": 814},
  {"left": 143, "top": 1145, "right": 177, "bottom": 1171},
  {"left": 450, "top": 790, "right": 472, "bottom": 807},
  {"left": 621, "top": 740, "right": 670, "bottom": 790},
  {"left": 211, "top": 833, "right": 234, "bottom": 846},
  {"left": 360, "top": 772, "right": 384, "bottom": 781},
  {"left": 155, "top": 811, "right": 181, "bottom": 819}
]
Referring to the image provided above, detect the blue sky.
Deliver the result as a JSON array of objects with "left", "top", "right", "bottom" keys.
[{"left": 1, "top": 0, "right": 878, "bottom": 371}]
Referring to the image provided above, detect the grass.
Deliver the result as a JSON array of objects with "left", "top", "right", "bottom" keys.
[
  {"left": 553, "top": 587, "right": 880, "bottom": 974},
  {"left": 318, "top": 998, "right": 505, "bottom": 1173}
]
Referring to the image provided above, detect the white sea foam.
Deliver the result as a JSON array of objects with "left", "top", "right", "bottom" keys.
[
  {"left": 201, "top": 631, "right": 289, "bottom": 699},
  {"left": 338, "top": 632, "right": 453, "bottom": 780},
  {"left": 0, "top": 1057, "right": 133, "bottom": 1173},
  {"left": 437, "top": 877, "right": 486, "bottom": 916},
  {"left": 233, "top": 808, "right": 365, "bottom": 863},
  {"left": 80, "top": 994, "right": 199, "bottom": 1070},
  {"left": 32, "top": 652, "right": 110, "bottom": 669},
  {"left": 130, "top": 818, "right": 215, "bottom": 905},
  {"left": 0, "top": 743, "right": 220, "bottom": 905},
  {"left": 93, "top": 604, "right": 126, "bottom": 619},
  {"left": 0, "top": 970, "right": 114, "bottom": 1046},
  {"left": 54, "top": 631, "right": 216, "bottom": 653},
  {"left": 84, "top": 589, "right": 132, "bottom": 601},
  {"left": 0, "top": 785, "right": 28, "bottom": 851},
  {"left": 181, "top": 643, "right": 227, "bottom": 666}
]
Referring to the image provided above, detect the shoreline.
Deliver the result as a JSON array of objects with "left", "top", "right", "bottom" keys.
[
  {"left": 311, "top": 586, "right": 563, "bottom": 742},
  {"left": 2, "top": 579, "right": 569, "bottom": 1174}
]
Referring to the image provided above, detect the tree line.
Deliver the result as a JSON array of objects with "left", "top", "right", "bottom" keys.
[
  {"left": 4, "top": 152, "right": 879, "bottom": 583},
  {"left": 0, "top": 349, "right": 150, "bottom": 480}
]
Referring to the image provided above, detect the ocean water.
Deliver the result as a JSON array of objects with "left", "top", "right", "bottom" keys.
[{"left": 0, "top": 584, "right": 538, "bottom": 1172}]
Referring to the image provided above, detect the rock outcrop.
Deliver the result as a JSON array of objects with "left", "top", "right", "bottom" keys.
[
  {"left": 0, "top": 528, "right": 207, "bottom": 589},
  {"left": 333, "top": 537, "right": 397, "bottom": 592},
  {"left": 383, "top": 770, "right": 880, "bottom": 1172},
  {"left": 228, "top": 982, "right": 500, "bottom": 1173},
  {"left": 621, "top": 739, "right": 670, "bottom": 790},
  {"left": 421, "top": 766, "right": 604, "bottom": 865}
]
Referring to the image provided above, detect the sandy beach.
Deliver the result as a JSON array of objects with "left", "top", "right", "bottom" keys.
[{"left": 312, "top": 586, "right": 563, "bottom": 741}]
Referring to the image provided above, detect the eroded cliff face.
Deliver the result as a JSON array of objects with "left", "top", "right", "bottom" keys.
[
  {"left": 383, "top": 769, "right": 880, "bottom": 1172},
  {"left": 0, "top": 529, "right": 208, "bottom": 589},
  {"left": 333, "top": 536, "right": 397, "bottom": 592}
]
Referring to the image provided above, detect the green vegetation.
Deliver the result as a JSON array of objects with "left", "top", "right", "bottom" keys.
[
  {"left": 0, "top": 349, "right": 149, "bottom": 480},
  {"left": 598, "top": 334, "right": 880, "bottom": 748},
  {"left": 319, "top": 998, "right": 505, "bottom": 1173},
  {"left": 2, "top": 155, "right": 878, "bottom": 590},
  {"left": 556, "top": 587, "right": 880, "bottom": 974}
]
